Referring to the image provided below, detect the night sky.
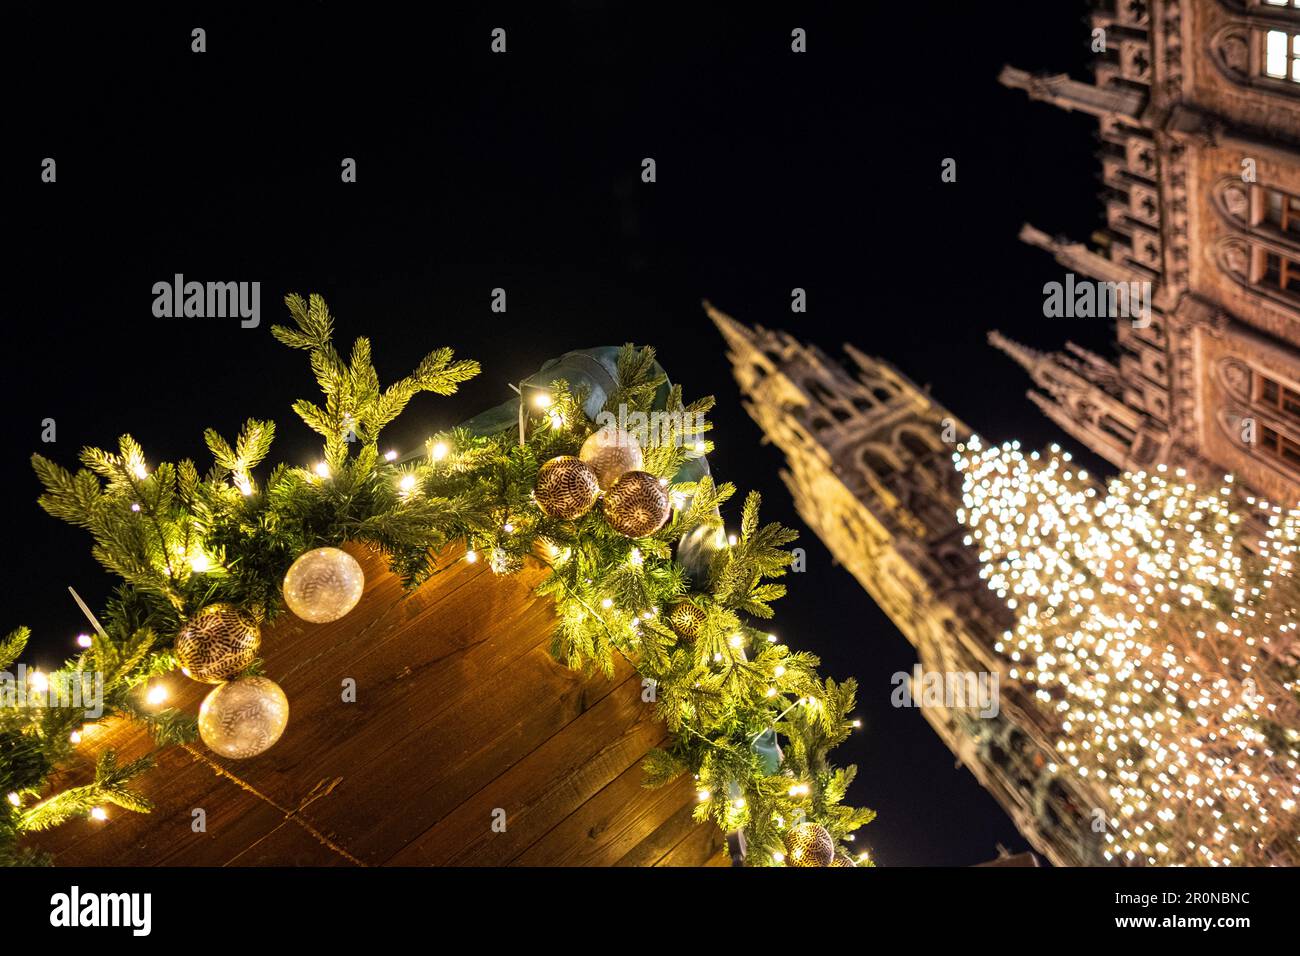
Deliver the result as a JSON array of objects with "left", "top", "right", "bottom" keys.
[{"left": 10, "top": 4, "right": 1112, "bottom": 865}]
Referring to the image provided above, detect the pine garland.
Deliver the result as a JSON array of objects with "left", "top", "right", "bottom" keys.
[{"left": 2, "top": 293, "right": 874, "bottom": 866}]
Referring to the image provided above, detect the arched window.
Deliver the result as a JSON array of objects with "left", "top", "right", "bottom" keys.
[
  {"left": 898, "top": 428, "right": 935, "bottom": 461},
  {"left": 859, "top": 445, "right": 896, "bottom": 480}
]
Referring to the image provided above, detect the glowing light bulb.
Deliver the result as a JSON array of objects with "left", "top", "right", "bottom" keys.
[
  {"left": 146, "top": 684, "right": 169, "bottom": 707},
  {"left": 430, "top": 442, "right": 449, "bottom": 461},
  {"left": 314, "top": 461, "right": 331, "bottom": 479},
  {"left": 465, "top": 550, "right": 478, "bottom": 563},
  {"left": 384, "top": 450, "right": 398, "bottom": 462},
  {"left": 90, "top": 807, "right": 107, "bottom": 822},
  {"left": 76, "top": 634, "right": 92, "bottom": 648},
  {"left": 399, "top": 474, "right": 417, "bottom": 493}
]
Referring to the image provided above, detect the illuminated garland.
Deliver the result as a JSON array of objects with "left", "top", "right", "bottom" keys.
[
  {"left": 955, "top": 438, "right": 1300, "bottom": 866},
  {"left": 0, "top": 293, "right": 875, "bottom": 866}
]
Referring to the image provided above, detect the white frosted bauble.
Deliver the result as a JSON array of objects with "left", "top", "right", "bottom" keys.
[
  {"left": 282, "top": 547, "right": 365, "bottom": 623},
  {"left": 198, "top": 676, "right": 289, "bottom": 759},
  {"left": 579, "top": 428, "right": 644, "bottom": 489}
]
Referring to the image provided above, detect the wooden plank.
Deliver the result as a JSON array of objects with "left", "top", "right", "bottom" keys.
[
  {"left": 386, "top": 673, "right": 662, "bottom": 866},
  {"left": 25, "top": 542, "right": 720, "bottom": 867},
  {"left": 514, "top": 748, "right": 699, "bottom": 866},
  {"left": 223, "top": 820, "right": 354, "bottom": 867},
  {"left": 655, "top": 813, "right": 730, "bottom": 867},
  {"left": 305, "top": 632, "right": 633, "bottom": 863}
]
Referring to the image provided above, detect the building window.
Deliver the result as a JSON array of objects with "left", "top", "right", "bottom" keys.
[
  {"left": 1259, "top": 424, "right": 1300, "bottom": 468},
  {"left": 1257, "top": 373, "right": 1300, "bottom": 424},
  {"left": 1265, "top": 187, "right": 1300, "bottom": 235},
  {"left": 1263, "top": 29, "right": 1300, "bottom": 82},
  {"left": 1261, "top": 250, "right": 1300, "bottom": 293}
]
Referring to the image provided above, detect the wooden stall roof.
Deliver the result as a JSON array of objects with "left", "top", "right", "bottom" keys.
[{"left": 30, "top": 543, "right": 729, "bottom": 867}]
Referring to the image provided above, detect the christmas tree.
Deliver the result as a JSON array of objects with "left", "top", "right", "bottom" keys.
[{"left": 955, "top": 439, "right": 1300, "bottom": 866}]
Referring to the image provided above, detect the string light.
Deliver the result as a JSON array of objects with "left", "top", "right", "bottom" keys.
[
  {"left": 533, "top": 392, "right": 553, "bottom": 409},
  {"left": 189, "top": 551, "right": 211, "bottom": 573},
  {"left": 28, "top": 671, "right": 48, "bottom": 694},
  {"left": 90, "top": 807, "right": 107, "bottom": 822},
  {"left": 6, "top": 793, "right": 19, "bottom": 807},
  {"left": 956, "top": 440, "right": 1300, "bottom": 866},
  {"left": 76, "top": 634, "right": 92, "bottom": 648},
  {"left": 430, "top": 441, "right": 449, "bottom": 462},
  {"left": 145, "top": 684, "right": 169, "bottom": 707},
  {"left": 398, "top": 474, "right": 417, "bottom": 493},
  {"left": 465, "top": 549, "right": 478, "bottom": 563},
  {"left": 313, "top": 461, "right": 331, "bottom": 479},
  {"left": 384, "top": 450, "right": 399, "bottom": 462}
]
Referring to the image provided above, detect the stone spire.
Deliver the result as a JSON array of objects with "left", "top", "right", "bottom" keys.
[{"left": 998, "top": 66, "right": 1145, "bottom": 120}]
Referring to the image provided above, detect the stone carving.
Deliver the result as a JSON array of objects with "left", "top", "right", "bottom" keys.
[
  {"left": 1218, "top": 358, "right": 1252, "bottom": 399},
  {"left": 1222, "top": 182, "right": 1250, "bottom": 219}
]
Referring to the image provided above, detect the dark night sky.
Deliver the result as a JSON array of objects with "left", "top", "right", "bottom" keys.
[{"left": 10, "top": 4, "right": 1112, "bottom": 865}]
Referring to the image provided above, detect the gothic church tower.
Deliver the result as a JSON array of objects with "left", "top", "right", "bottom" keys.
[{"left": 708, "top": 303, "right": 1106, "bottom": 866}]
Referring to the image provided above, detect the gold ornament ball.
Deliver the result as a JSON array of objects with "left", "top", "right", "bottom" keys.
[
  {"left": 829, "top": 850, "right": 857, "bottom": 868},
  {"left": 282, "top": 547, "right": 365, "bottom": 623},
  {"left": 667, "top": 601, "right": 707, "bottom": 640},
  {"left": 579, "top": 427, "right": 644, "bottom": 489},
  {"left": 535, "top": 456, "right": 600, "bottom": 520},
  {"left": 603, "top": 471, "right": 670, "bottom": 538},
  {"left": 198, "top": 676, "right": 289, "bottom": 759},
  {"left": 783, "top": 822, "right": 835, "bottom": 867},
  {"left": 175, "top": 604, "right": 261, "bottom": 683}
]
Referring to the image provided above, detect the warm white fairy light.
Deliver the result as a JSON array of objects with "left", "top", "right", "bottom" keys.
[
  {"left": 398, "top": 474, "right": 417, "bottom": 493},
  {"left": 145, "top": 684, "right": 169, "bottom": 707},
  {"left": 313, "top": 461, "right": 331, "bottom": 479},
  {"left": 28, "top": 671, "right": 48, "bottom": 694},
  {"left": 188, "top": 551, "right": 211, "bottom": 573},
  {"left": 90, "top": 807, "right": 107, "bottom": 822},
  {"left": 76, "top": 633, "right": 92, "bottom": 649},
  {"left": 384, "top": 450, "right": 398, "bottom": 462},
  {"left": 955, "top": 439, "right": 1300, "bottom": 866},
  {"left": 430, "top": 441, "right": 449, "bottom": 462},
  {"left": 465, "top": 549, "right": 478, "bottom": 563},
  {"left": 6, "top": 793, "right": 19, "bottom": 807}
]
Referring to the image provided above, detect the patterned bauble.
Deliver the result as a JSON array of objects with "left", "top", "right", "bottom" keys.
[
  {"left": 602, "top": 471, "right": 670, "bottom": 538},
  {"left": 667, "top": 600, "right": 707, "bottom": 640},
  {"left": 175, "top": 604, "right": 261, "bottom": 683},
  {"left": 783, "top": 822, "right": 835, "bottom": 867},
  {"left": 579, "top": 427, "right": 644, "bottom": 489},
  {"left": 829, "top": 850, "right": 857, "bottom": 868},
  {"left": 282, "top": 547, "right": 365, "bottom": 623},
  {"left": 198, "top": 676, "right": 289, "bottom": 759},
  {"left": 535, "top": 456, "right": 600, "bottom": 520}
]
